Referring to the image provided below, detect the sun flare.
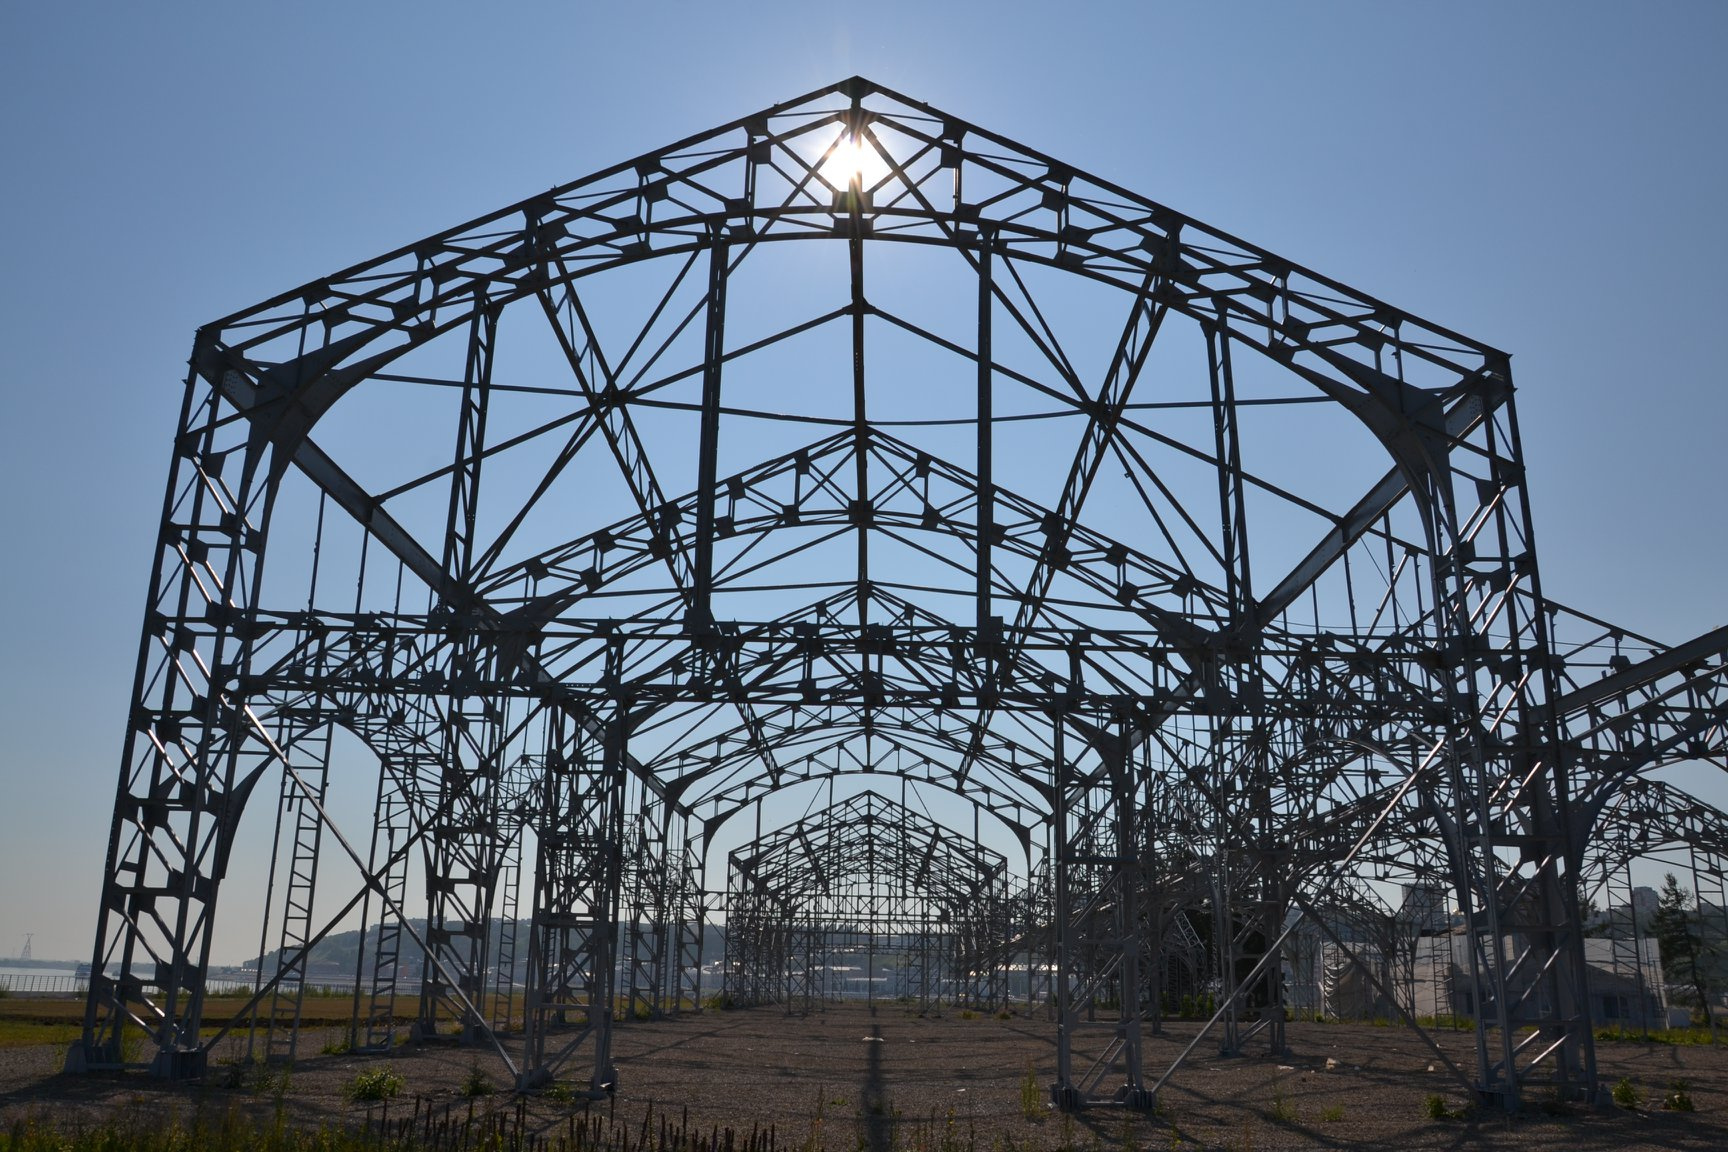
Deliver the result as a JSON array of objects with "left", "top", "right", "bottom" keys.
[{"left": 818, "top": 130, "right": 888, "bottom": 190}]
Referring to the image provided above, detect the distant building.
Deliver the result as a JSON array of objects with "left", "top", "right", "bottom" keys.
[{"left": 1286, "top": 930, "right": 1667, "bottom": 1029}]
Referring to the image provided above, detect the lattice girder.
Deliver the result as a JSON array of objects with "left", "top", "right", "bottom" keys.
[{"left": 77, "top": 76, "right": 1728, "bottom": 1113}]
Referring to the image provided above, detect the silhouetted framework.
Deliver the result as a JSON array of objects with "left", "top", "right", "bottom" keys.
[
  {"left": 721, "top": 792, "right": 1013, "bottom": 1013},
  {"left": 72, "top": 77, "right": 1728, "bottom": 1111}
]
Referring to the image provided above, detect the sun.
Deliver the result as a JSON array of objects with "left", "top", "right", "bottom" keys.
[{"left": 817, "top": 129, "right": 889, "bottom": 191}]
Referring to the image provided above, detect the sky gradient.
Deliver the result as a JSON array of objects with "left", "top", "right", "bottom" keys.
[{"left": 1, "top": 1, "right": 1723, "bottom": 963}]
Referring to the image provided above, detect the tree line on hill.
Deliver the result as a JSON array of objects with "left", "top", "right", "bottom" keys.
[{"left": 243, "top": 921, "right": 728, "bottom": 980}]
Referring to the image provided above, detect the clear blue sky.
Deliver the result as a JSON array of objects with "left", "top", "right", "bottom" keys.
[{"left": 1, "top": 1, "right": 1722, "bottom": 963}]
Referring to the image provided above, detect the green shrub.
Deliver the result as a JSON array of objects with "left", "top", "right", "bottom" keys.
[
  {"left": 1662, "top": 1079, "right": 1695, "bottom": 1112},
  {"left": 1611, "top": 1077, "right": 1639, "bottom": 1110},
  {"left": 1319, "top": 1104, "right": 1343, "bottom": 1123},
  {"left": 345, "top": 1066, "right": 404, "bottom": 1102},
  {"left": 460, "top": 1061, "right": 495, "bottom": 1098},
  {"left": 1422, "top": 1093, "right": 1448, "bottom": 1120}
]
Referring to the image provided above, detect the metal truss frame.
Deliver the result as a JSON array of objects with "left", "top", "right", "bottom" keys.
[
  {"left": 722, "top": 792, "right": 1009, "bottom": 1014},
  {"left": 72, "top": 77, "right": 1727, "bottom": 1111}
]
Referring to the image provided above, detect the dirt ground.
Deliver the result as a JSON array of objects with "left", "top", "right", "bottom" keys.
[{"left": 3, "top": 1002, "right": 1728, "bottom": 1149}]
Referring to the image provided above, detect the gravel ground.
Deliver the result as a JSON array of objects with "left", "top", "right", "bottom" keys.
[{"left": 3, "top": 1004, "right": 1727, "bottom": 1149}]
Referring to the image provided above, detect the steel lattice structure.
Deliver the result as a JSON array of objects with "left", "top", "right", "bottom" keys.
[{"left": 73, "top": 77, "right": 1728, "bottom": 1111}]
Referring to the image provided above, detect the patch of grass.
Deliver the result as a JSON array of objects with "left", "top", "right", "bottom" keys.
[
  {"left": 320, "top": 1036, "right": 351, "bottom": 1056},
  {"left": 1318, "top": 1103, "right": 1343, "bottom": 1123},
  {"left": 1422, "top": 1093, "right": 1458, "bottom": 1120},
  {"left": 1269, "top": 1084, "right": 1296, "bottom": 1125},
  {"left": 1611, "top": 1076, "right": 1639, "bottom": 1110},
  {"left": 0, "top": 1019, "right": 81, "bottom": 1049},
  {"left": 1414, "top": 1014, "right": 1474, "bottom": 1031},
  {"left": 1596, "top": 1025, "right": 1725, "bottom": 1046},
  {"left": 959, "top": 1008, "right": 978, "bottom": 1020},
  {"left": 0, "top": 1105, "right": 349, "bottom": 1151},
  {"left": 344, "top": 1066, "right": 403, "bottom": 1102}
]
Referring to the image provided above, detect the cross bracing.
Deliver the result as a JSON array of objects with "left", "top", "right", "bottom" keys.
[
  {"left": 722, "top": 791, "right": 1014, "bottom": 1014},
  {"left": 72, "top": 76, "right": 1727, "bottom": 1112}
]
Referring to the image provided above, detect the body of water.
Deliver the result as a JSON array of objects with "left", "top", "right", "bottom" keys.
[{"left": 0, "top": 965, "right": 81, "bottom": 981}]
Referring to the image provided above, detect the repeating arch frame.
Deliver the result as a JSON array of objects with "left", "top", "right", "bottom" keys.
[{"left": 71, "top": 77, "right": 1728, "bottom": 1112}]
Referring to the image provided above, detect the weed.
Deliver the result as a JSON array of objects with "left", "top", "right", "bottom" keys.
[
  {"left": 344, "top": 1066, "right": 403, "bottom": 1102},
  {"left": 959, "top": 1008, "right": 978, "bottom": 1020},
  {"left": 934, "top": 1107, "right": 970, "bottom": 1152},
  {"left": 1611, "top": 1076, "right": 1639, "bottom": 1110},
  {"left": 1019, "top": 1063, "right": 1044, "bottom": 1122},
  {"left": 544, "top": 1081, "right": 577, "bottom": 1103},
  {"left": 803, "top": 1091, "right": 826, "bottom": 1152},
  {"left": 1662, "top": 1079, "right": 1695, "bottom": 1111},
  {"left": 460, "top": 1060, "right": 495, "bottom": 1097},
  {"left": 1319, "top": 1103, "right": 1343, "bottom": 1123},
  {"left": 1269, "top": 1084, "right": 1296, "bottom": 1125},
  {"left": 320, "top": 1036, "right": 351, "bottom": 1056},
  {"left": 1422, "top": 1093, "right": 1448, "bottom": 1120},
  {"left": 218, "top": 1058, "right": 253, "bottom": 1090},
  {"left": 217, "top": 1057, "right": 290, "bottom": 1096}
]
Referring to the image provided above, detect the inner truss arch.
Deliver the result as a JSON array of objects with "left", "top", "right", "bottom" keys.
[{"left": 74, "top": 76, "right": 1728, "bottom": 1113}]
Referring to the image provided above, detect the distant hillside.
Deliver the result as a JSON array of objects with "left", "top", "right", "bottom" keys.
[{"left": 245, "top": 920, "right": 725, "bottom": 977}]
